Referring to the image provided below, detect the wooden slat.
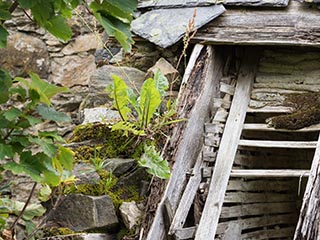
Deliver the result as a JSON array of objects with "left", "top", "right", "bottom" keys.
[
  {"left": 220, "top": 82, "right": 235, "bottom": 95},
  {"left": 243, "top": 123, "right": 320, "bottom": 132},
  {"left": 247, "top": 105, "right": 292, "bottom": 113},
  {"left": 227, "top": 179, "right": 296, "bottom": 192},
  {"left": 193, "top": 1, "right": 320, "bottom": 47},
  {"left": 195, "top": 49, "right": 259, "bottom": 240},
  {"left": 254, "top": 83, "right": 320, "bottom": 92},
  {"left": 169, "top": 153, "right": 204, "bottom": 234},
  {"left": 224, "top": 192, "right": 296, "bottom": 203},
  {"left": 217, "top": 213, "right": 297, "bottom": 234},
  {"left": 294, "top": 133, "right": 320, "bottom": 239},
  {"left": 241, "top": 227, "right": 295, "bottom": 239},
  {"left": 230, "top": 169, "right": 310, "bottom": 178},
  {"left": 220, "top": 202, "right": 297, "bottom": 218},
  {"left": 239, "top": 140, "right": 317, "bottom": 149}
]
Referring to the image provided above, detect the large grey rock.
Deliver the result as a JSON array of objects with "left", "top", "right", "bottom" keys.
[
  {"left": 82, "top": 108, "right": 121, "bottom": 124},
  {"left": 104, "top": 158, "right": 136, "bottom": 177},
  {"left": 50, "top": 55, "right": 96, "bottom": 87},
  {"left": 131, "top": 5, "right": 225, "bottom": 48},
  {"left": 49, "top": 194, "right": 118, "bottom": 232},
  {"left": 89, "top": 65, "right": 146, "bottom": 93},
  {"left": 62, "top": 34, "right": 102, "bottom": 55},
  {"left": 119, "top": 201, "right": 143, "bottom": 229},
  {"left": 72, "top": 163, "right": 101, "bottom": 185},
  {"left": 0, "top": 32, "right": 49, "bottom": 78}
]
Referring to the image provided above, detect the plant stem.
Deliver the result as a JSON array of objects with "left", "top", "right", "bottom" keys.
[{"left": 10, "top": 182, "right": 37, "bottom": 231}]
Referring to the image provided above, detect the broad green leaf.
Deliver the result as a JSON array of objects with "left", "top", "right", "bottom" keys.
[
  {"left": 17, "top": 0, "right": 36, "bottom": 9},
  {"left": 3, "top": 107, "right": 22, "bottom": 121},
  {"left": 11, "top": 201, "right": 46, "bottom": 221},
  {"left": 23, "top": 115, "right": 42, "bottom": 126},
  {"left": 38, "top": 131, "right": 65, "bottom": 143},
  {"left": 42, "top": 169, "right": 60, "bottom": 186},
  {"left": 55, "top": 145, "right": 74, "bottom": 171},
  {"left": 154, "top": 69, "right": 169, "bottom": 97},
  {"left": 28, "top": 136, "right": 58, "bottom": 158},
  {"left": 0, "top": 25, "right": 8, "bottom": 48},
  {"left": 36, "top": 104, "right": 71, "bottom": 122},
  {"left": 0, "top": 69, "right": 12, "bottom": 103},
  {"left": 139, "top": 79, "right": 161, "bottom": 128},
  {"left": 138, "top": 145, "right": 170, "bottom": 179},
  {"left": 127, "top": 88, "right": 139, "bottom": 114},
  {"left": 38, "top": 184, "right": 52, "bottom": 202},
  {"left": 0, "top": 9, "right": 11, "bottom": 20},
  {"left": 0, "top": 144, "right": 14, "bottom": 159},
  {"left": 4, "top": 162, "right": 42, "bottom": 182},
  {"left": 30, "top": 0, "right": 54, "bottom": 25},
  {"left": 9, "top": 85, "right": 27, "bottom": 102},
  {"left": 106, "top": 75, "right": 131, "bottom": 121},
  {"left": 17, "top": 74, "right": 68, "bottom": 105},
  {"left": 44, "top": 15, "right": 72, "bottom": 41},
  {"left": 25, "top": 220, "right": 36, "bottom": 239}
]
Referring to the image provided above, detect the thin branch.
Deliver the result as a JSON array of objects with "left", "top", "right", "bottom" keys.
[{"left": 10, "top": 182, "right": 37, "bottom": 231}]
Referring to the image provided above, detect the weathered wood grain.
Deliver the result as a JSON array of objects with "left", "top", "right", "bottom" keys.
[
  {"left": 241, "top": 227, "right": 295, "bottom": 239},
  {"left": 243, "top": 123, "right": 320, "bottom": 132},
  {"left": 230, "top": 169, "right": 310, "bottom": 178},
  {"left": 146, "top": 45, "right": 223, "bottom": 240},
  {"left": 227, "top": 179, "right": 297, "bottom": 192},
  {"left": 247, "top": 105, "right": 292, "bottom": 113},
  {"left": 224, "top": 191, "right": 297, "bottom": 203},
  {"left": 238, "top": 140, "right": 317, "bottom": 149},
  {"left": 294, "top": 133, "right": 320, "bottom": 240},
  {"left": 195, "top": 49, "right": 259, "bottom": 240},
  {"left": 220, "top": 202, "right": 297, "bottom": 218},
  {"left": 193, "top": 1, "right": 320, "bottom": 47}
]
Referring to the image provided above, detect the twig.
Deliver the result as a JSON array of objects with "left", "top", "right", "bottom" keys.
[{"left": 10, "top": 182, "right": 37, "bottom": 231}]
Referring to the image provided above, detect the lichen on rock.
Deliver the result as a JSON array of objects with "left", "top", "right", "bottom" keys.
[{"left": 266, "top": 92, "right": 320, "bottom": 129}]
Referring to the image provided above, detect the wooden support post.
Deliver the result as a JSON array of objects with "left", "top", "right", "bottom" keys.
[
  {"left": 146, "top": 44, "right": 223, "bottom": 240},
  {"left": 195, "top": 48, "right": 260, "bottom": 240},
  {"left": 294, "top": 133, "right": 320, "bottom": 240}
]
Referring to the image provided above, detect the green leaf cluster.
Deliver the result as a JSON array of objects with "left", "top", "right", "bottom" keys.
[
  {"left": 0, "top": 70, "right": 74, "bottom": 187},
  {"left": 105, "top": 70, "right": 180, "bottom": 179},
  {"left": 0, "top": 0, "right": 137, "bottom": 51}
]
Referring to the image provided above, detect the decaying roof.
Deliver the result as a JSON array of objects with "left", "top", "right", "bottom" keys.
[{"left": 133, "top": 0, "right": 320, "bottom": 48}]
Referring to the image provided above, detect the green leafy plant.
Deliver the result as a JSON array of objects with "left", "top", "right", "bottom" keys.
[
  {"left": 105, "top": 70, "right": 182, "bottom": 179},
  {"left": 0, "top": 69, "right": 75, "bottom": 237},
  {"left": 0, "top": 0, "right": 137, "bottom": 52}
]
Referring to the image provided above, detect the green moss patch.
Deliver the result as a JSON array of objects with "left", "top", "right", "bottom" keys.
[{"left": 267, "top": 93, "right": 320, "bottom": 129}]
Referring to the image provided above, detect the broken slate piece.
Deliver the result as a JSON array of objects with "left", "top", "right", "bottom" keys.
[
  {"left": 131, "top": 5, "right": 225, "bottom": 48},
  {"left": 138, "top": 0, "right": 216, "bottom": 9},
  {"left": 223, "top": 0, "right": 289, "bottom": 7}
]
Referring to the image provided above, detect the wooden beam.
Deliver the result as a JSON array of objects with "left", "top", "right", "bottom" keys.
[
  {"left": 239, "top": 140, "right": 317, "bottom": 149},
  {"left": 195, "top": 48, "right": 260, "bottom": 240},
  {"left": 193, "top": 1, "right": 320, "bottom": 47},
  {"left": 243, "top": 123, "right": 320, "bottom": 132},
  {"left": 230, "top": 169, "right": 310, "bottom": 178},
  {"left": 294, "top": 133, "right": 320, "bottom": 240},
  {"left": 146, "top": 44, "right": 223, "bottom": 240},
  {"left": 247, "top": 106, "right": 292, "bottom": 113}
]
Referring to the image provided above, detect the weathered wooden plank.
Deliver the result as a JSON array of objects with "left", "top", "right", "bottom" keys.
[
  {"left": 213, "top": 98, "right": 231, "bottom": 109},
  {"left": 254, "top": 83, "right": 320, "bottom": 92},
  {"left": 195, "top": 49, "right": 259, "bottom": 240},
  {"left": 241, "top": 227, "right": 295, "bottom": 239},
  {"left": 175, "top": 227, "right": 196, "bottom": 240},
  {"left": 193, "top": 1, "right": 320, "bottom": 47},
  {"left": 220, "top": 82, "right": 235, "bottom": 95},
  {"left": 146, "top": 45, "right": 223, "bottom": 240},
  {"left": 247, "top": 105, "right": 292, "bottom": 113},
  {"left": 239, "top": 140, "right": 317, "bottom": 149},
  {"left": 251, "top": 88, "right": 308, "bottom": 95},
  {"left": 224, "top": 191, "right": 296, "bottom": 203},
  {"left": 243, "top": 123, "right": 320, "bottom": 132},
  {"left": 204, "top": 122, "right": 224, "bottom": 134},
  {"left": 221, "top": 222, "right": 241, "bottom": 240},
  {"left": 138, "top": 0, "right": 289, "bottom": 8},
  {"left": 217, "top": 213, "right": 297, "bottom": 234},
  {"left": 169, "top": 153, "right": 203, "bottom": 234},
  {"left": 227, "top": 179, "right": 296, "bottom": 192},
  {"left": 202, "top": 150, "right": 217, "bottom": 162},
  {"left": 220, "top": 202, "right": 297, "bottom": 218},
  {"left": 294, "top": 133, "right": 320, "bottom": 240},
  {"left": 204, "top": 134, "right": 220, "bottom": 147},
  {"left": 230, "top": 169, "right": 310, "bottom": 178},
  {"left": 213, "top": 108, "right": 228, "bottom": 122}
]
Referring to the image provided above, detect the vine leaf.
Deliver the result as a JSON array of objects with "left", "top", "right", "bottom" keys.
[{"left": 36, "top": 104, "right": 71, "bottom": 122}]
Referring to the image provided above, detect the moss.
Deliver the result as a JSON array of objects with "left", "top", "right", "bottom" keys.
[
  {"left": 71, "top": 123, "right": 143, "bottom": 160},
  {"left": 267, "top": 93, "right": 320, "bottom": 129},
  {"left": 38, "top": 227, "right": 76, "bottom": 238},
  {"left": 108, "top": 185, "right": 143, "bottom": 209},
  {"left": 117, "top": 227, "right": 136, "bottom": 240}
]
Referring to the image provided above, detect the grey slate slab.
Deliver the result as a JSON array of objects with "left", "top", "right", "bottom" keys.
[
  {"left": 138, "top": 0, "right": 289, "bottom": 8},
  {"left": 131, "top": 5, "right": 225, "bottom": 48},
  {"left": 223, "top": 0, "right": 289, "bottom": 7},
  {"left": 138, "top": 0, "right": 216, "bottom": 9}
]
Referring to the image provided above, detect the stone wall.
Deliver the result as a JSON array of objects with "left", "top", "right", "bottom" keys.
[{"left": 1, "top": 6, "right": 182, "bottom": 139}]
